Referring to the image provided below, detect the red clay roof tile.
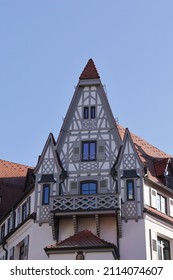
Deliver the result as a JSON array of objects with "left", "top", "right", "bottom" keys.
[
  {"left": 0, "top": 159, "right": 33, "bottom": 218},
  {"left": 47, "top": 230, "right": 115, "bottom": 249},
  {"left": 79, "top": 59, "right": 100, "bottom": 80},
  {"left": 117, "top": 124, "right": 172, "bottom": 185}
]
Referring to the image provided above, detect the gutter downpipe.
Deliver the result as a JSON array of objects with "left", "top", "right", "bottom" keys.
[{"left": 2, "top": 241, "right": 8, "bottom": 260}]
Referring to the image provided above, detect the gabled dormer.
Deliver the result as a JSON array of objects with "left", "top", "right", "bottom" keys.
[
  {"left": 34, "top": 133, "right": 62, "bottom": 224},
  {"left": 156, "top": 158, "right": 173, "bottom": 190},
  {"left": 115, "top": 128, "right": 144, "bottom": 221}
]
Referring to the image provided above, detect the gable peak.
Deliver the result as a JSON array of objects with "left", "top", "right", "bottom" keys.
[{"left": 79, "top": 59, "right": 100, "bottom": 80}]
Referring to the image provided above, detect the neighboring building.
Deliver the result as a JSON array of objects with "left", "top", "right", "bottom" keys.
[{"left": 0, "top": 59, "right": 173, "bottom": 260}]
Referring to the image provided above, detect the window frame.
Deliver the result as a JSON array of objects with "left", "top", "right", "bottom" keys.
[
  {"left": 0, "top": 224, "right": 5, "bottom": 241},
  {"left": 80, "top": 181, "right": 97, "bottom": 195},
  {"left": 22, "top": 202, "right": 27, "bottom": 222},
  {"left": 82, "top": 141, "right": 96, "bottom": 161},
  {"left": 83, "top": 106, "right": 89, "bottom": 119},
  {"left": 90, "top": 106, "right": 96, "bottom": 119},
  {"left": 42, "top": 184, "right": 50, "bottom": 205},
  {"left": 19, "top": 244, "right": 25, "bottom": 260},
  {"left": 157, "top": 236, "right": 171, "bottom": 260},
  {"left": 126, "top": 179, "right": 135, "bottom": 201},
  {"left": 83, "top": 106, "right": 96, "bottom": 119},
  {"left": 157, "top": 193, "right": 167, "bottom": 214}
]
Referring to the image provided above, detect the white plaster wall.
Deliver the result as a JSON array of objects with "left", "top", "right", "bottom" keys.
[
  {"left": 59, "top": 219, "right": 74, "bottom": 242},
  {"left": 85, "top": 251, "right": 114, "bottom": 260},
  {"left": 0, "top": 219, "right": 33, "bottom": 260},
  {"left": 49, "top": 253, "right": 74, "bottom": 260},
  {"left": 29, "top": 223, "right": 53, "bottom": 260},
  {"left": 120, "top": 219, "right": 146, "bottom": 260},
  {"left": 78, "top": 217, "right": 96, "bottom": 234},
  {"left": 49, "top": 251, "right": 114, "bottom": 260},
  {"left": 100, "top": 216, "right": 117, "bottom": 245},
  {"left": 145, "top": 214, "right": 173, "bottom": 260}
]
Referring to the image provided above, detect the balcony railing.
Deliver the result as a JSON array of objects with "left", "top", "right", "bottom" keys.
[{"left": 50, "top": 193, "right": 119, "bottom": 213}]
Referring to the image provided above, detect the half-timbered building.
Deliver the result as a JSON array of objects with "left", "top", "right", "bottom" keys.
[{"left": 0, "top": 59, "right": 173, "bottom": 260}]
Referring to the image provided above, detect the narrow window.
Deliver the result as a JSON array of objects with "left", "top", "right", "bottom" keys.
[
  {"left": 157, "top": 194, "right": 167, "bottom": 214},
  {"left": 42, "top": 184, "right": 50, "bottom": 205},
  {"left": 90, "top": 106, "right": 96, "bottom": 119},
  {"left": 83, "top": 107, "right": 89, "bottom": 119},
  {"left": 7, "top": 217, "right": 11, "bottom": 234},
  {"left": 22, "top": 202, "right": 27, "bottom": 222},
  {"left": 82, "top": 141, "right": 96, "bottom": 161},
  {"left": 1, "top": 224, "right": 5, "bottom": 241},
  {"left": 127, "top": 180, "right": 135, "bottom": 200},
  {"left": 19, "top": 244, "right": 25, "bottom": 260},
  {"left": 81, "top": 181, "right": 97, "bottom": 194},
  {"left": 157, "top": 237, "right": 171, "bottom": 260}
]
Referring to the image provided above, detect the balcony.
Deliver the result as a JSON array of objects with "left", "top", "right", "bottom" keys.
[{"left": 50, "top": 193, "right": 119, "bottom": 215}]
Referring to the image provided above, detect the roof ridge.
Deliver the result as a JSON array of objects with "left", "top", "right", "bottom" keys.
[
  {"left": 79, "top": 59, "right": 100, "bottom": 80},
  {"left": 0, "top": 158, "right": 32, "bottom": 168}
]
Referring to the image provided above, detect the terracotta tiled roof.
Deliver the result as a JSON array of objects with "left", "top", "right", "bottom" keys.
[
  {"left": 117, "top": 124, "right": 172, "bottom": 185},
  {"left": 46, "top": 230, "right": 116, "bottom": 249},
  {"left": 154, "top": 158, "right": 169, "bottom": 177},
  {"left": 117, "top": 124, "right": 170, "bottom": 160},
  {"left": 0, "top": 159, "right": 30, "bottom": 181},
  {"left": 0, "top": 159, "right": 33, "bottom": 218},
  {"left": 79, "top": 59, "right": 100, "bottom": 80}
]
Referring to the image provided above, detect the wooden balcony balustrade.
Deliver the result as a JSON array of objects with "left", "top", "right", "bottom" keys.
[{"left": 50, "top": 193, "right": 119, "bottom": 213}]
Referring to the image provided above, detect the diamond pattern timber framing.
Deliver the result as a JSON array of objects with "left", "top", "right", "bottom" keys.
[
  {"left": 40, "top": 206, "right": 50, "bottom": 220},
  {"left": 123, "top": 154, "right": 136, "bottom": 169},
  {"left": 42, "top": 159, "right": 54, "bottom": 173},
  {"left": 51, "top": 194, "right": 119, "bottom": 212}
]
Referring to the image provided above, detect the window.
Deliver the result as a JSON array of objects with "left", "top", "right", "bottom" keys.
[
  {"left": 83, "top": 107, "right": 89, "bottom": 119},
  {"left": 157, "top": 237, "right": 171, "bottom": 260},
  {"left": 0, "top": 224, "right": 5, "bottom": 241},
  {"left": 81, "top": 181, "right": 97, "bottom": 194},
  {"left": 126, "top": 180, "right": 135, "bottom": 200},
  {"left": 7, "top": 217, "right": 11, "bottom": 234},
  {"left": 22, "top": 202, "right": 27, "bottom": 221},
  {"left": 83, "top": 106, "right": 96, "bottom": 119},
  {"left": 42, "top": 184, "right": 50, "bottom": 205},
  {"left": 90, "top": 106, "right": 96, "bottom": 119},
  {"left": 19, "top": 244, "right": 24, "bottom": 260},
  {"left": 82, "top": 141, "right": 96, "bottom": 161},
  {"left": 76, "top": 251, "right": 84, "bottom": 260},
  {"left": 157, "top": 194, "right": 167, "bottom": 214}
]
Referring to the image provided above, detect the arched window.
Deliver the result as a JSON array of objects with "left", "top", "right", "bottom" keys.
[{"left": 76, "top": 251, "right": 85, "bottom": 260}]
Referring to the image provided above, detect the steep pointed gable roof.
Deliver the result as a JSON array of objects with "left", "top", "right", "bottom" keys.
[
  {"left": 79, "top": 59, "right": 100, "bottom": 80},
  {"left": 34, "top": 133, "right": 61, "bottom": 174}
]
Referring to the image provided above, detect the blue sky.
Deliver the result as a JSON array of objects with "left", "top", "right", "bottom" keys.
[{"left": 0, "top": 0, "right": 173, "bottom": 167}]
